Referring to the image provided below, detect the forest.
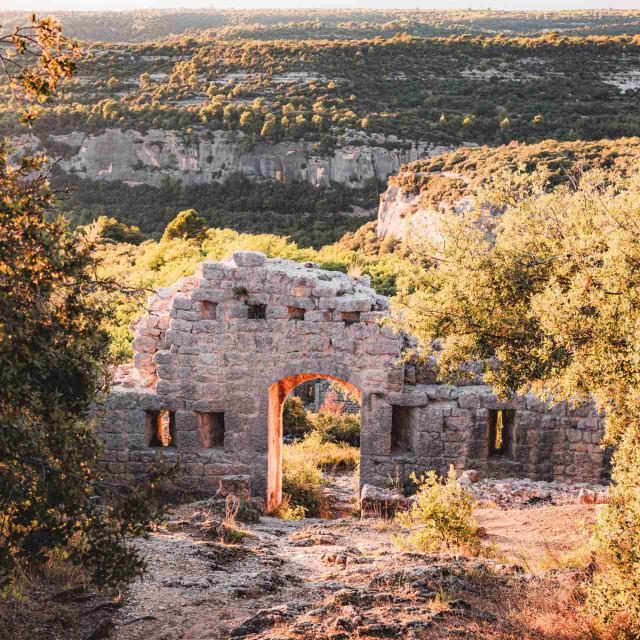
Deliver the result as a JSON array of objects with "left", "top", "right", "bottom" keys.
[{"left": 3, "top": 9, "right": 640, "bottom": 42}]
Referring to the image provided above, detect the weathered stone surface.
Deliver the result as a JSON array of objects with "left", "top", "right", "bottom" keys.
[
  {"left": 360, "top": 484, "right": 409, "bottom": 517},
  {"left": 50, "top": 127, "right": 446, "bottom": 190},
  {"left": 98, "top": 254, "right": 609, "bottom": 504}
]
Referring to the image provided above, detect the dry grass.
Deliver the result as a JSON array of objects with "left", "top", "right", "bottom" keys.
[
  {"left": 0, "top": 551, "right": 112, "bottom": 640},
  {"left": 286, "top": 432, "right": 360, "bottom": 471}
]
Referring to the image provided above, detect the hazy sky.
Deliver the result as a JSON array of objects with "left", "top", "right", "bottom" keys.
[{"left": 17, "top": 1, "right": 640, "bottom": 12}]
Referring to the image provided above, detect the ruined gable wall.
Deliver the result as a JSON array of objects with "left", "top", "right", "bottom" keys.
[{"left": 96, "top": 251, "right": 609, "bottom": 504}]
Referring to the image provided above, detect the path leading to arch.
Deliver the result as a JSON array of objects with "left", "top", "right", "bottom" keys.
[{"left": 110, "top": 499, "right": 597, "bottom": 640}]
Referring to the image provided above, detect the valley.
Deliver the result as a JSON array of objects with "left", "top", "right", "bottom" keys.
[{"left": 2, "top": 9, "right": 640, "bottom": 640}]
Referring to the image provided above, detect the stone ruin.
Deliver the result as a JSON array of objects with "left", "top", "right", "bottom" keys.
[{"left": 96, "top": 251, "right": 609, "bottom": 508}]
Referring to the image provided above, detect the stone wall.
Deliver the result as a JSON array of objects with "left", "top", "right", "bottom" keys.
[
  {"left": 95, "top": 251, "right": 609, "bottom": 506},
  {"left": 362, "top": 383, "right": 608, "bottom": 488}
]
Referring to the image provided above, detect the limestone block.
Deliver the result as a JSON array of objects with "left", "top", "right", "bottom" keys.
[
  {"left": 312, "top": 283, "right": 340, "bottom": 297},
  {"left": 365, "top": 336, "right": 402, "bottom": 356},
  {"left": 169, "top": 318, "right": 193, "bottom": 333},
  {"left": 217, "top": 475, "right": 251, "bottom": 500},
  {"left": 222, "top": 301, "right": 249, "bottom": 320},
  {"left": 233, "top": 251, "right": 267, "bottom": 267},
  {"left": 361, "top": 430, "right": 391, "bottom": 457},
  {"left": 201, "top": 262, "right": 225, "bottom": 279},
  {"left": 132, "top": 336, "right": 157, "bottom": 353},
  {"left": 173, "top": 295, "right": 192, "bottom": 310},
  {"left": 192, "top": 287, "right": 226, "bottom": 303},
  {"left": 319, "top": 297, "right": 338, "bottom": 310},
  {"left": 334, "top": 294, "right": 373, "bottom": 313},
  {"left": 360, "top": 484, "right": 408, "bottom": 517}
]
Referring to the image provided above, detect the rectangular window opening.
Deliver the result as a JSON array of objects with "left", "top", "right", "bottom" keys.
[
  {"left": 145, "top": 409, "right": 176, "bottom": 448},
  {"left": 288, "top": 306, "right": 305, "bottom": 321},
  {"left": 391, "top": 405, "right": 413, "bottom": 454},
  {"left": 488, "top": 409, "right": 515, "bottom": 457},
  {"left": 197, "top": 411, "right": 225, "bottom": 448},
  {"left": 341, "top": 311, "right": 361, "bottom": 326},
  {"left": 201, "top": 300, "right": 218, "bottom": 320},
  {"left": 247, "top": 303, "right": 267, "bottom": 320}
]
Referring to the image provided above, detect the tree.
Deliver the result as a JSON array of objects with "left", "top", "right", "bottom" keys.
[
  {"left": 0, "top": 15, "right": 80, "bottom": 124},
  {"left": 161, "top": 208, "right": 207, "bottom": 242},
  {"left": 396, "top": 169, "right": 640, "bottom": 635},
  {"left": 0, "top": 17, "right": 165, "bottom": 589}
]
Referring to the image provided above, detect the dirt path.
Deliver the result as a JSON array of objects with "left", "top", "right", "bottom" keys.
[{"left": 110, "top": 501, "right": 597, "bottom": 640}]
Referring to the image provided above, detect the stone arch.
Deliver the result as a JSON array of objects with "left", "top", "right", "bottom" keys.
[{"left": 267, "top": 372, "right": 361, "bottom": 510}]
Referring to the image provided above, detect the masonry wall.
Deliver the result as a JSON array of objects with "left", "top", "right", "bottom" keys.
[
  {"left": 95, "top": 252, "right": 609, "bottom": 505},
  {"left": 361, "top": 384, "right": 609, "bottom": 487}
]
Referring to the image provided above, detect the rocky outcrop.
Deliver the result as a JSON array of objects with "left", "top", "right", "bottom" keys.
[
  {"left": 377, "top": 177, "right": 474, "bottom": 240},
  {"left": 47, "top": 127, "right": 445, "bottom": 189}
]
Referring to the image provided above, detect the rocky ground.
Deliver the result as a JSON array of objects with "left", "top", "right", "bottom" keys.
[{"left": 104, "top": 476, "right": 603, "bottom": 640}]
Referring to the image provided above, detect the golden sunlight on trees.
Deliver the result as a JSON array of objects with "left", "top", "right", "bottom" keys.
[{"left": 396, "top": 169, "right": 640, "bottom": 634}]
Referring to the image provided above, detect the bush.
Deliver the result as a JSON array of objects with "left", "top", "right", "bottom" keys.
[
  {"left": 311, "top": 410, "right": 361, "bottom": 447},
  {"left": 290, "top": 431, "right": 360, "bottom": 471},
  {"left": 281, "top": 439, "right": 325, "bottom": 516},
  {"left": 586, "top": 426, "right": 640, "bottom": 637},
  {"left": 395, "top": 466, "right": 480, "bottom": 554},
  {"left": 281, "top": 432, "right": 360, "bottom": 517},
  {"left": 283, "top": 396, "right": 312, "bottom": 440},
  {"left": 161, "top": 208, "right": 206, "bottom": 242}
]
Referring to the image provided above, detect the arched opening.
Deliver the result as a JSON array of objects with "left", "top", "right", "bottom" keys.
[{"left": 267, "top": 373, "right": 362, "bottom": 512}]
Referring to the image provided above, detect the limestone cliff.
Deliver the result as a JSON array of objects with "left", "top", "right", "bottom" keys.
[
  {"left": 47, "top": 128, "right": 446, "bottom": 190},
  {"left": 377, "top": 176, "right": 473, "bottom": 240}
]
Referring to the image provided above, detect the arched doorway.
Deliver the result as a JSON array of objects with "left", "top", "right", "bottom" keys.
[{"left": 267, "top": 373, "right": 362, "bottom": 510}]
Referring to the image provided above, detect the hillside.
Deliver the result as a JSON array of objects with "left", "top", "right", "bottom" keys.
[
  {"left": 3, "top": 9, "right": 640, "bottom": 43},
  {"left": 3, "top": 22, "right": 640, "bottom": 245},
  {"left": 377, "top": 137, "right": 640, "bottom": 238}
]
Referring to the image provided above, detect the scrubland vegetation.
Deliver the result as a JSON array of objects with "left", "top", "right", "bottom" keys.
[
  {"left": 3, "top": 10, "right": 640, "bottom": 640},
  {"left": 395, "top": 467, "right": 480, "bottom": 555},
  {"left": 280, "top": 389, "right": 361, "bottom": 518},
  {"left": 5, "top": 9, "right": 640, "bottom": 43}
]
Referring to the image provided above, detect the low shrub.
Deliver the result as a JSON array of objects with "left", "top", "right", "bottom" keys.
[
  {"left": 283, "top": 396, "right": 313, "bottom": 440},
  {"left": 282, "top": 440, "right": 325, "bottom": 516},
  {"left": 395, "top": 466, "right": 480, "bottom": 554},
  {"left": 289, "top": 431, "right": 359, "bottom": 471},
  {"left": 311, "top": 411, "right": 361, "bottom": 447}
]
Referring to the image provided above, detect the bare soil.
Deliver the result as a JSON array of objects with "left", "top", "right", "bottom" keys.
[{"left": 106, "top": 500, "right": 598, "bottom": 640}]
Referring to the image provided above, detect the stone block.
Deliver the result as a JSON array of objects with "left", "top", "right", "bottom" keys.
[
  {"left": 334, "top": 295, "right": 373, "bottom": 313},
  {"left": 233, "top": 251, "right": 267, "bottom": 267},
  {"left": 201, "top": 262, "right": 225, "bottom": 279}
]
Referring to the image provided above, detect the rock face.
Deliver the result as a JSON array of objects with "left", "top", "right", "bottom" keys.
[
  {"left": 377, "top": 180, "right": 474, "bottom": 240},
  {"left": 95, "top": 252, "right": 610, "bottom": 506},
  {"left": 49, "top": 128, "right": 444, "bottom": 189}
]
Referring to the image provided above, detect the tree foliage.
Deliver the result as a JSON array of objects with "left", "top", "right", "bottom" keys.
[
  {"left": 396, "top": 169, "right": 640, "bottom": 633},
  {"left": 0, "top": 17, "right": 164, "bottom": 589}
]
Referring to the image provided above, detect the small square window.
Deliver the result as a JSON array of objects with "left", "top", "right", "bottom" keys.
[
  {"left": 201, "top": 301, "right": 218, "bottom": 320},
  {"left": 341, "top": 311, "right": 361, "bottom": 326},
  {"left": 145, "top": 410, "right": 176, "bottom": 448},
  {"left": 488, "top": 409, "right": 515, "bottom": 456},
  {"left": 288, "top": 306, "right": 305, "bottom": 321},
  {"left": 247, "top": 303, "right": 267, "bottom": 319},
  {"left": 196, "top": 412, "right": 225, "bottom": 448}
]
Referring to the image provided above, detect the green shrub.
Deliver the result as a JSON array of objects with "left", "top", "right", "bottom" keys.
[
  {"left": 587, "top": 426, "right": 640, "bottom": 637},
  {"left": 311, "top": 410, "right": 361, "bottom": 447},
  {"left": 290, "top": 431, "right": 360, "bottom": 471},
  {"left": 282, "top": 440, "right": 325, "bottom": 516},
  {"left": 283, "top": 396, "right": 312, "bottom": 439},
  {"left": 161, "top": 208, "right": 206, "bottom": 242},
  {"left": 395, "top": 466, "right": 480, "bottom": 554}
]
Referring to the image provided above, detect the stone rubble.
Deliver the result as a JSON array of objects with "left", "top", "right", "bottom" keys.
[{"left": 460, "top": 472, "right": 610, "bottom": 509}]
